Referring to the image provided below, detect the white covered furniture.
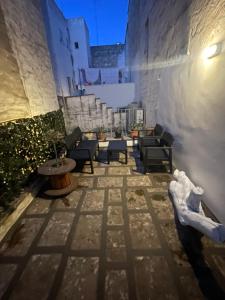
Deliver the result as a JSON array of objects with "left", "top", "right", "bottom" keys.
[{"left": 169, "top": 169, "right": 225, "bottom": 243}]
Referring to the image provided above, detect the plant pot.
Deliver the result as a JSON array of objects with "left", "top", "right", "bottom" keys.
[
  {"left": 115, "top": 132, "right": 122, "bottom": 138},
  {"left": 97, "top": 132, "right": 106, "bottom": 141},
  {"left": 130, "top": 130, "right": 138, "bottom": 138}
]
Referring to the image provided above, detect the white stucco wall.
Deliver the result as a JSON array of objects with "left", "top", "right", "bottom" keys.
[
  {"left": 127, "top": 0, "right": 225, "bottom": 224},
  {"left": 43, "top": 0, "right": 75, "bottom": 97},
  {"left": 0, "top": 0, "right": 59, "bottom": 117},
  {"left": 84, "top": 68, "right": 127, "bottom": 84},
  {"left": 68, "top": 18, "right": 91, "bottom": 69},
  {"left": 85, "top": 83, "right": 135, "bottom": 108}
]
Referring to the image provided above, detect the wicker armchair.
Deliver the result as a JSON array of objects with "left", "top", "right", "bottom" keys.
[{"left": 141, "top": 131, "right": 174, "bottom": 174}]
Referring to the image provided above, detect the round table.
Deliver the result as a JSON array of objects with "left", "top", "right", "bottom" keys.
[{"left": 38, "top": 158, "right": 77, "bottom": 196}]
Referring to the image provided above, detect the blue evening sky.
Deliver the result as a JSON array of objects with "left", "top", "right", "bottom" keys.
[{"left": 55, "top": 0, "right": 128, "bottom": 46}]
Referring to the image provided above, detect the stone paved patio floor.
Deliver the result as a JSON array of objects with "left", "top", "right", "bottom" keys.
[{"left": 0, "top": 148, "right": 225, "bottom": 299}]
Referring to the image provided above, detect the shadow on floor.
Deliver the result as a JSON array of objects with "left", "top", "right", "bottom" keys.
[
  {"left": 97, "top": 149, "right": 123, "bottom": 164},
  {"left": 169, "top": 194, "right": 225, "bottom": 300}
]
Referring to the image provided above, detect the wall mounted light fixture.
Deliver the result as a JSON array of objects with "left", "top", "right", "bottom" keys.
[{"left": 203, "top": 43, "right": 222, "bottom": 59}]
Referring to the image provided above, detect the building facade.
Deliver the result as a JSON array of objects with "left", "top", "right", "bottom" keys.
[
  {"left": 42, "top": 1, "right": 130, "bottom": 92},
  {"left": 42, "top": 0, "right": 76, "bottom": 97}
]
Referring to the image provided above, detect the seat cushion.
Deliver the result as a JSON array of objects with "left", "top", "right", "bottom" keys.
[
  {"left": 139, "top": 137, "right": 159, "bottom": 147},
  {"left": 69, "top": 140, "right": 98, "bottom": 160},
  {"left": 79, "top": 140, "right": 98, "bottom": 155},
  {"left": 144, "top": 148, "right": 169, "bottom": 160}
]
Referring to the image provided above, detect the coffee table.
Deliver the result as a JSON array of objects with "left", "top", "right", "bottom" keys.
[
  {"left": 107, "top": 140, "right": 127, "bottom": 164},
  {"left": 38, "top": 158, "right": 77, "bottom": 196}
]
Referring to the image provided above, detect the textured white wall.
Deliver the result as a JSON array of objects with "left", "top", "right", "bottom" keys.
[
  {"left": 0, "top": 0, "right": 59, "bottom": 117},
  {"left": 68, "top": 18, "right": 91, "bottom": 69},
  {"left": 85, "top": 68, "right": 127, "bottom": 84},
  {"left": 85, "top": 83, "right": 135, "bottom": 108},
  {"left": 126, "top": 0, "right": 225, "bottom": 224},
  {"left": 0, "top": 4, "right": 30, "bottom": 122}
]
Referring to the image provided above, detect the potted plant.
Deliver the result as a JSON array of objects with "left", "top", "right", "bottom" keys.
[
  {"left": 114, "top": 126, "right": 122, "bottom": 138},
  {"left": 46, "top": 130, "right": 65, "bottom": 167},
  {"left": 96, "top": 126, "right": 107, "bottom": 141},
  {"left": 130, "top": 123, "right": 143, "bottom": 138}
]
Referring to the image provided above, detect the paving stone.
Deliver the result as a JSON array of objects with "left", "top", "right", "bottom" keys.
[
  {"left": 83, "top": 167, "right": 106, "bottom": 176},
  {"left": 127, "top": 176, "right": 152, "bottom": 187},
  {"left": 10, "top": 254, "right": 61, "bottom": 300},
  {"left": 147, "top": 187, "right": 168, "bottom": 193},
  {"left": 108, "top": 167, "right": 131, "bottom": 175},
  {"left": 107, "top": 206, "right": 124, "bottom": 225},
  {"left": 212, "top": 255, "right": 225, "bottom": 278},
  {"left": 105, "top": 270, "right": 129, "bottom": 300},
  {"left": 180, "top": 274, "right": 204, "bottom": 299},
  {"left": 126, "top": 189, "right": 148, "bottom": 210},
  {"left": 78, "top": 178, "right": 94, "bottom": 188},
  {"left": 81, "top": 190, "right": 104, "bottom": 211},
  {"left": 0, "top": 218, "right": 44, "bottom": 256},
  {"left": 134, "top": 256, "right": 179, "bottom": 300},
  {"left": 106, "top": 161, "right": 126, "bottom": 166},
  {"left": 160, "top": 221, "right": 181, "bottom": 251},
  {"left": 108, "top": 189, "right": 122, "bottom": 204},
  {"left": 71, "top": 172, "right": 82, "bottom": 177},
  {"left": 106, "top": 230, "right": 126, "bottom": 262},
  {"left": 0, "top": 264, "right": 17, "bottom": 298},
  {"left": 72, "top": 215, "right": 102, "bottom": 249},
  {"left": 56, "top": 190, "right": 82, "bottom": 209},
  {"left": 57, "top": 257, "right": 99, "bottom": 300},
  {"left": 127, "top": 159, "right": 136, "bottom": 166},
  {"left": 201, "top": 236, "right": 225, "bottom": 248},
  {"left": 38, "top": 212, "right": 74, "bottom": 246},
  {"left": 131, "top": 168, "right": 144, "bottom": 175},
  {"left": 152, "top": 175, "right": 172, "bottom": 187},
  {"left": 129, "top": 213, "right": 160, "bottom": 249},
  {"left": 150, "top": 193, "right": 174, "bottom": 220},
  {"left": 26, "top": 198, "right": 51, "bottom": 215},
  {"left": 97, "top": 177, "right": 123, "bottom": 188}
]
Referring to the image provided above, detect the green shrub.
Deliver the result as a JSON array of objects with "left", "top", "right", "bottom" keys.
[{"left": 0, "top": 109, "right": 65, "bottom": 210}]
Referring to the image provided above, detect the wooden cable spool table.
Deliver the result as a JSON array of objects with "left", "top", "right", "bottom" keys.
[{"left": 38, "top": 158, "right": 77, "bottom": 196}]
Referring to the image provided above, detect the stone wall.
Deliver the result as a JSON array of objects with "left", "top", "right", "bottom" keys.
[
  {"left": 0, "top": 5, "right": 30, "bottom": 122},
  {"left": 91, "top": 44, "right": 125, "bottom": 68},
  {"left": 0, "top": 0, "right": 59, "bottom": 121},
  {"left": 126, "top": 0, "right": 225, "bottom": 224}
]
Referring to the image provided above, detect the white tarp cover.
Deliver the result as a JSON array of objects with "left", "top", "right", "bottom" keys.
[{"left": 169, "top": 169, "right": 225, "bottom": 243}]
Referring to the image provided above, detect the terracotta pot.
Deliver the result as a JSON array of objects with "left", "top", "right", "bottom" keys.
[
  {"left": 130, "top": 130, "right": 138, "bottom": 138},
  {"left": 97, "top": 132, "right": 106, "bottom": 141}
]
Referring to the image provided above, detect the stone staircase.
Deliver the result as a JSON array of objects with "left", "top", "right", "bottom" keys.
[{"left": 63, "top": 94, "right": 114, "bottom": 133}]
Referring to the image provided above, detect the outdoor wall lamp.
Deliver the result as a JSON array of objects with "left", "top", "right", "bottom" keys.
[{"left": 203, "top": 42, "right": 222, "bottom": 59}]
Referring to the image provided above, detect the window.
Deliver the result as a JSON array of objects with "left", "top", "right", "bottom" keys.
[{"left": 74, "top": 42, "right": 79, "bottom": 49}]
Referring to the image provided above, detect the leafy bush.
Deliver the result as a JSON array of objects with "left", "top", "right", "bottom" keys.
[{"left": 0, "top": 110, "right": 65, "bottom": 210}]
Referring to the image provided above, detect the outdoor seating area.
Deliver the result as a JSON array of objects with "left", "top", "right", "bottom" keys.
[
  {"left": 63, "top": 125, "right": 174, "bottom": 175},
  {"left": 0, "top": 147, "right": 225, "bottom": 299},
  {"left": 1, "top": 0, "right": 225, "bottom": 299}
]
